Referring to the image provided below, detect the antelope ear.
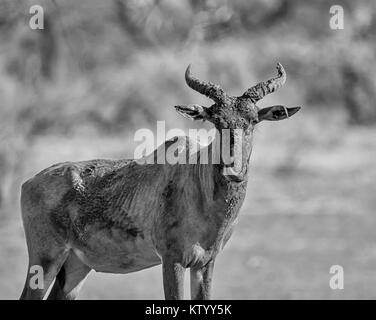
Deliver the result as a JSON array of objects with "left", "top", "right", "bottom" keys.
[
  {"left": 175, "top": 104, "right": 207, "bottom": 121},
  {"left": 258, "top": 105, "right": 301, "bottom": 122}
]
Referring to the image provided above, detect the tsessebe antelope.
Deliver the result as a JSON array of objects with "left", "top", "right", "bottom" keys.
[{"left": 20, "top": 63, "right": 300, "bottom": 300}]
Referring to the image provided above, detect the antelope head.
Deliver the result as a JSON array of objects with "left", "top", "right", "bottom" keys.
[{"left": 175, "top": 63, "right": 301, "bottom": 178}]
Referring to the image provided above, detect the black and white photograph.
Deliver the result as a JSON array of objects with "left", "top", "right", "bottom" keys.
[{"left": 0, "top": 0, "right": 375, "bottom": 306}]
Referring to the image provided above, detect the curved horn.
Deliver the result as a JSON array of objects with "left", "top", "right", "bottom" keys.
[
  {"left": 185, "top": 64, "right": 230, "bottom": 104},
  {"left": 242, "top": 62, "right": 286, "bottom": 102}
]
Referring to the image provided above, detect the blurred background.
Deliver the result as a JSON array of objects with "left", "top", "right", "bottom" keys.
[{"left": 1, "top": 0, "right": 376, "bottom": 299}]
